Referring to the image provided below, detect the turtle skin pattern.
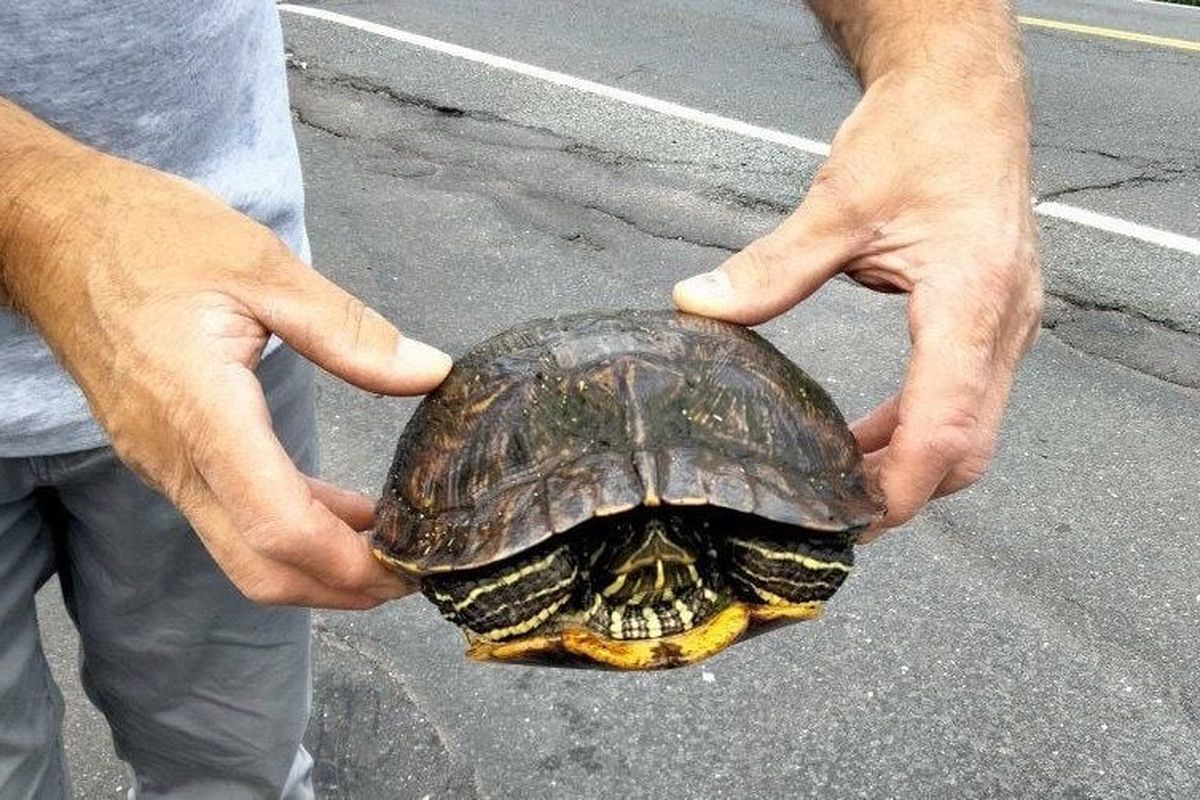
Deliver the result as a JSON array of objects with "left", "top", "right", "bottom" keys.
[{"left": 375, "top": 310, "right": 878, "bottom": 575}]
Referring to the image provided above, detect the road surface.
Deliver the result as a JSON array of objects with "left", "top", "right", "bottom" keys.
[{"left": 39, "top": 1, "right": 1199, "bottom": 797}]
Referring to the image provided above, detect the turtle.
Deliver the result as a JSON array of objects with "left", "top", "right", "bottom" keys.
[{"left": 373, "top": 309, "right": 881, "bottom": 670}]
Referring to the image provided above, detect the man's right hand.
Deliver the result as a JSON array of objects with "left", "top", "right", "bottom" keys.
[{"left": 0, "top": 98, "right": 450, "bottom": 609}]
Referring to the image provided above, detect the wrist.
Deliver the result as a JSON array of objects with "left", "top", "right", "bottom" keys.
[
  {"left": 862, "top": 69, "right": 1031, "bottom": 170},
  {"left": 857, "top": 22, "right": 1025, "bottom": 88}
]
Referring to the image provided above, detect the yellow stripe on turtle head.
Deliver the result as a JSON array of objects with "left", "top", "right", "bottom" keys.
[
  {"left": 430, "top": 550, "right": 564, "bottom": 612},
  {"left": 728, "top": 538, "right": 852, "bottom": 573}
]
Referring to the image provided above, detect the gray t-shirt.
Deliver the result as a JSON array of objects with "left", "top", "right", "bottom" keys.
[{"left": 0, "top": 1, "right": 307, "bottom": 456}]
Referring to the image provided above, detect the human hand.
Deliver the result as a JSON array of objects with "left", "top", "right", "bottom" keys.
[
  {"left": 673, "top": 72, "right": 1042, "bottom": 536},
  {"left": 0, "top": 138, "right": 449, "bottom": 607}
]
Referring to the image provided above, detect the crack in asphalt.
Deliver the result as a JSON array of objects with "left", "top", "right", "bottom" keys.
[
  {"left": 561, "top": 139, "right": 803, "bottom": 176},
  {"left": 295, "top": 103, "right": 754, "bottom": 256},
  {"left": 1040, "top": 292, "right": 1200, "bottom": 390},
  {"left": 1033, "top": 132, "right": 1200, "bottom": 186},
  {"left": 1037, "top": 163, "right": 1191, "bottom": 203},
  {"left": 311, "top": 621, "right": 483, "bottom": 798},
  {"left": 291, "top": 52, "right": 499, "bottom": 125},
  {"left": 573, "top": 199, "right": 740, "bottom": 252},
  {"left": 294, "top": 60, "right": 810, "bottom": 183},
  {"left": 297, "top": 92, "right": 1198, "bottom": 390},
  {"left": 1045, "top": 289, "right": 1193, "bottom": 337},
  {"left": 296, "top": 61, "right": 572, "bottom": 144},
  {"left": 291, "top": 105, "right": 349, "bottom": 139},
  {"left": 289, "top": 63, "right": 770, "bottom": 252},
  {"left": 700, "top": 185, "right": 796, "bottom": 216},
  {"left": 1036, "top": 143, "right": 1125, "bottom": 162},
  {"left": 286, "top": 60, "right": 1199, "bottom": 390}
]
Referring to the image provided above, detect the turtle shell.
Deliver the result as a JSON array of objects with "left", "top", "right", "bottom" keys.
[{"left": 375, "top": 309, "right": 879, "bottom": 574}]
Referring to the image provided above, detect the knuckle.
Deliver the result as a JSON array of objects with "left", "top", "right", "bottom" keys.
[
  {"left": 916, "top": 257, "right": 1044, "bottom": 365},
  {"left": 1017, "top": 275, "right": 1044, "bottom": 322},
  {"left": 1027, "top": 286, "right": 1046, "bottom": 325},
  {"left": 320, "top": 553, "right": 385, "bottom": 598},
  {"left": 946, "top": 460, "right": 988, "bottom": 492},
  {"left": 925, "top": 408, "right": 984, "bottom": 468},
  {"left": 983, "top": 245, "right": 1043, "bottom": 323},
  {"left": 253, "top": 234, "right": 298, "bottom": 277},
  {"left": 1014, "top": 278, "right": 1045, "bottom": 353},
  {"left": 242, "top": 511, "right": 305, "bottom": 558},
  {"left": 998, "top": 255, "right": 1043, "bottom": 308},
  {"left": 808, "top": 162, "right": 858, "bottom": 206},
  {"left": 963, "top": 257, "right": 1043, "bottom": 364},
  {"left": 238, "top": 574, "right": 295, "bottom": 606},
  {"left": 319, "top": 566, "right": 362, "bottom": 595},
  {"left": 805, "top": 163, "right": 873, "bottom": 232}
]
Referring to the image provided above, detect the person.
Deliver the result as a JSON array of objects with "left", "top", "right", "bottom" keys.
[{"left": 0, "top": 0, "right": 1041, "bottom": 796}]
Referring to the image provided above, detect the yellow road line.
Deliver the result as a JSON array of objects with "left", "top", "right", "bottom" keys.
[{"left": 1019, "top": 16, "right": 1200, "bottom": 52}]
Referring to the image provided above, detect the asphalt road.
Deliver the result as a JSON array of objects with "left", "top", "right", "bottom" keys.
[
  {"left": 38, "top": 1, "right": 1199, "bottom": 797},
  {"left": 293, "top": 0, "right": 1200, "bottom": 240}
]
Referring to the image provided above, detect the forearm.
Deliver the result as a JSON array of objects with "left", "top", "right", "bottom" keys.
[
  {"left": 0, "top": 96, "right": 97, "bottom": 308},
  {"left": 806, "top": 0, "right": 1031, "bottom": 196},
  {"left": 806, "top": 0, "right": 1024, "bottom": 88}
]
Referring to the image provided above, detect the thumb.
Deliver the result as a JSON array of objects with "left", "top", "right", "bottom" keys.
[
  {"left": 673, "top": 195, "right": 856, "bottom": 325},
  {"left": 248, "top": 257, "right": 451, "bottom": 395}
]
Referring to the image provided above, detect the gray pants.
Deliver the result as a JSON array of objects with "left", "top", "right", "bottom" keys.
[{"left": 0, "top": 347, "right": 317, "bottom": 800}]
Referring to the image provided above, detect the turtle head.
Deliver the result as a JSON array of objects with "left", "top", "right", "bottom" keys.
[
  {"left": 581, "top": 509, "right": 722, "bottom": 641},
  {"left": 424, "top": 506, "right": 855, "bottom": 670}
]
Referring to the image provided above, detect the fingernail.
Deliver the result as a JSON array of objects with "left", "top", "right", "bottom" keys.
[
  {"left": 396, "top": 336, "right": 453, "bottom": 376},
  {"left": 674, "top": 270, "right": 735, "bottom": 308}
]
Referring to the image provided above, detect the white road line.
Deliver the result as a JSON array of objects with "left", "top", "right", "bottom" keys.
[
  {"left": 279, "top": 4, "right": 830, "bottom": 157},
  {"left": 1035, "top": 202, "right": 1200, "bottom": 256},
  {"left": 1133, "top": 0, "right": 1200, "bottom": 11},
  {"left": 278, "top": 4, "right": 1200, "bottom": 258}
]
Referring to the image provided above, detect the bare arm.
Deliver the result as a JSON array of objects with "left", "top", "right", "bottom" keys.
[
  {"left": 0, "top": 97, "right": 82, "bottom": 306},
  {"left": 806, "top": 0, "right": 1026, "bottom": 89},
  {"left": 675, "top": 1, "right": 1042, "bottom": 533},
  {"left": 0, "top": 96, "right": 450, "bottom": 606}
]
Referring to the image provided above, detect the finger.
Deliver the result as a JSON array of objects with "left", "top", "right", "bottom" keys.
[
  {"left": 248, "top": 256, "right": 451, "bottom": 396},
  {"left": 860, "top": 390, "right": 1005, "bottom": 540},
  {"left": 851, "top": 450, "right": 888, "bottom": 545},
  {"left": 188, "top": 367, "right": 415, "bottom": 600},
  {"left": 282, "top": 496, "right": 419, "bottom": 600},
  {"left": 178, "top": 479, "right": 389, "bottom": 608},
  {"left": 672, "top": 196, "right": 856, "bottom": 325},
  {"left": 872, "top": 320, "right": 994, "bottom": 530},
  {"left": 306, "top": 476, "right": 377, "bottom": 532},
  {"left": 850, "top": 395, "right": 900, "bottom": 454}
]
